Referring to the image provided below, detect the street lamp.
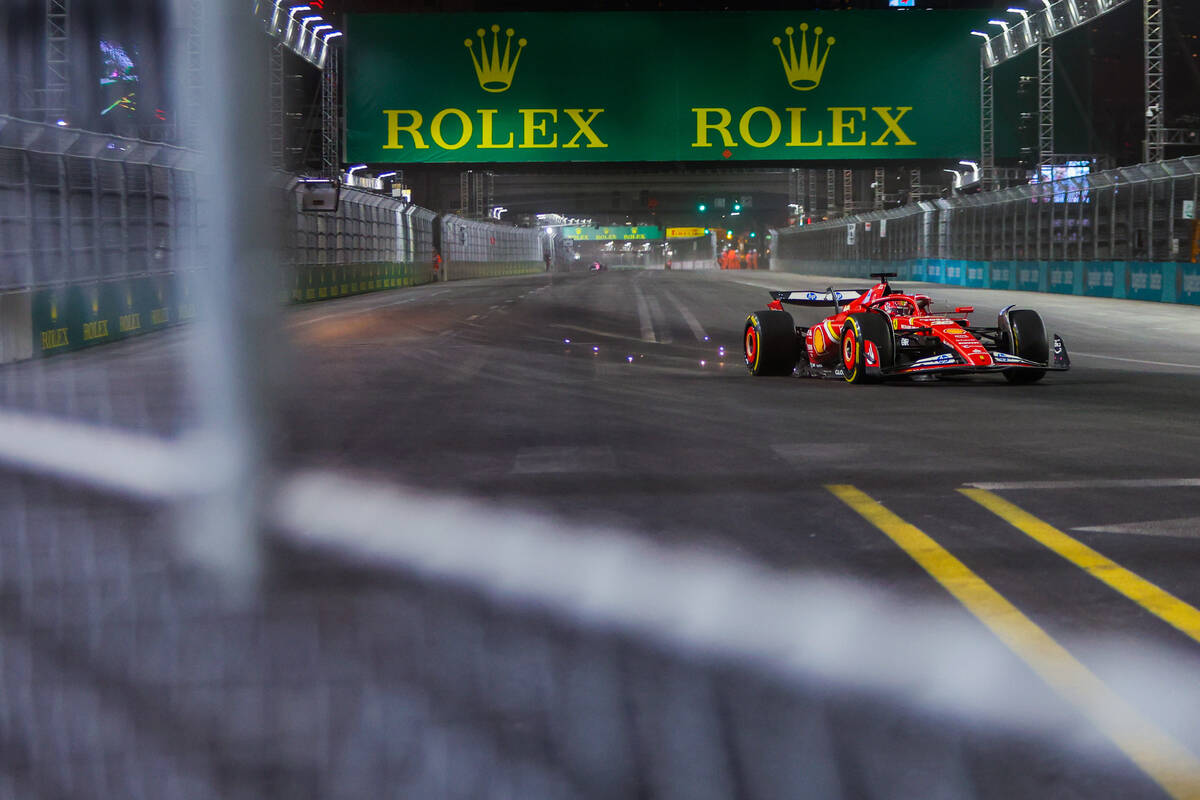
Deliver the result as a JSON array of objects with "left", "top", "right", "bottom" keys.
[
  {"left": 319, "top": 30, "right": 343, "bottom": 66},
  {"left": 958, "top": 160, "right": 980, "bottom": 183},
  {"left": 970, "top": 31, "right": 996, "bottom": 66},
  {"left": 308, "top": 24, "right": 332, "bottom": 59},
  {"left": 298, "top": 15, "right": 322, "bottom": 52},
  {"left": 943, "top": 169, "right": 965, "bottom": 190},
  {"left": 1006, "top": 7, "right": 1035, "bottom": 45},
  {"left": 987, "top": 19, "right": 1014, "bottom": 58},
  {"left": 285, "top": 5, "right": 310, "bottom": 41}
]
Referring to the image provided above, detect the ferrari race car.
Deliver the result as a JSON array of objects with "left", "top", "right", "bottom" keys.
[{"left": 743, "top": 272, "right": 1070, "bottom": 384}]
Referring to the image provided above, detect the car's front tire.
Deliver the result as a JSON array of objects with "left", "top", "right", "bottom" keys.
[
  {"left": 744, "top": 310, "right": 799, "bottom": 376},
  {"left": 840, "top": 312, "right": 894, "bottom": 384},
  {"left": 1003, "top": 309, "right": 1048, "bottom": 384}
]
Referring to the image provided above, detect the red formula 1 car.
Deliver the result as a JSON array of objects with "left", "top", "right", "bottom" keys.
[{"left": 743, "top": 272, "right": 1070, "bottom": 384}]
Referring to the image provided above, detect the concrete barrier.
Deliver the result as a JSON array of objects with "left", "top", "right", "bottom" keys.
[{"left": 29, "top": 273, "right": 195, "bottom": 359}]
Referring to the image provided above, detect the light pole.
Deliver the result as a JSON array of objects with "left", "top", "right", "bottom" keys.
[{"left": 959, "top": 160, "right": 980, "bottom": 184}]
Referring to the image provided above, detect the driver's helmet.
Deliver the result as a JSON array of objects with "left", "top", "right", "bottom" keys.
[{"left": 881, "top": 297, "right": 910, "bottom": 316}]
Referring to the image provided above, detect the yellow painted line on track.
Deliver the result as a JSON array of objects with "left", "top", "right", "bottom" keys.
[
  {"left": 828, "top": 484, "right": 1200, "bottom": 800},
  {"left": 961, "top": 488, "right": 1200, "bottom": 646}
]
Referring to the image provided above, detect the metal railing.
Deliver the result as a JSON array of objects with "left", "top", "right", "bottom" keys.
[{"left": 777, "top": 156, "right": 1200, "bottom": 265}]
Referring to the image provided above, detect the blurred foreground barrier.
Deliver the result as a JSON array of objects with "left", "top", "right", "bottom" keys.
[{"left": 6, "top": 447, "right": 1200, "bottom": 798}]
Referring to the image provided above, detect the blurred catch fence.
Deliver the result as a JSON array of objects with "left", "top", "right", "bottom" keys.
[
  {"left": 0, "top": 115, "right": 548, "bottom": 363},
  {"left": 773, "top": 155, "right": 1200, "bottom": 304}
]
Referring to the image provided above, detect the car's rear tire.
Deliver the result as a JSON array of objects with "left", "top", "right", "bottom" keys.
[
  {"left": 1003, "top": 309, "right": 1048, "bottom": 384},
  {"left": 840, "top": 312, "right": 894, "bottom": 384},
  {"left": 744, "top": 310, "right": 798, "bottom": 376}
]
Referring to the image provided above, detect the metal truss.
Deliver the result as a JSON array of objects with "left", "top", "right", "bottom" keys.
[
  {"left": 826, "top": 169, "right": 835, "bottom": 218},
  {"left": 980, "top": 54, "right": 995, "bottom": 191},
  {"left": 979, "top": 0, "right": 1132, "bottom": 68},
  {"left": 258, "top": 0, "right": 339, "bottom": 69},
  {"left": 1144, "top": 0, "right": 1164, "bottom": 162},
  {"left": 459, "top": 171, "right": 494, "bottom": 218},
  {"left": 182, "top": 0, "right": 203, "bottom": 148},
  {"left": 42, "top": 0, "right": 69, "bottom": 121},
  {"left": 842, "top": 169, "right": 854, "bottom": 216},
  {"left": 269, "top": 42, "right": 285, "bottom": 169},
  {"left": 1037, "top": 41, "right": 1055, "bottom": 170},
  {"left": 321, "top": 47, "right": 339, "bottom": 178},
  {"left": 874, "top": 167, "right": 885, "bottom": 211},
  {"left": 807, "top": 170, "right": 818, "bottom": 219}
]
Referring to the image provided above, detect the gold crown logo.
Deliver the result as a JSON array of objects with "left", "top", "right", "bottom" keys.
[
  {"left": 464, "top": 24, "right": 526, "bottom": 93},
  {"left": 772, "top": 23, "right": 835, "bottom": 91}
]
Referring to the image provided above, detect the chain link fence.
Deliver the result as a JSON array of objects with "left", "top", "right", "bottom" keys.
[{"left": 777, "top": 156, "right": 1200, "bottom": 266}]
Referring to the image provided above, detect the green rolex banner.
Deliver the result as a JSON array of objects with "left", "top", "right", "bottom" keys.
[{"left": 346, "top": 11, "right": 985, "bottom": 164}]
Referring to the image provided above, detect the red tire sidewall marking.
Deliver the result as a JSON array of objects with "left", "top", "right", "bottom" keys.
[{"left": 842, "top": 326, "right": 858, "bottom": 373}]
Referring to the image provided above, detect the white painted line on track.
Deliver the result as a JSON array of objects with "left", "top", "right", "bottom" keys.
[
  {"left": 1072, "top": 352, "right": 1200, "bottom": 370},
  {"left": 965, "top": 478, "right": 1200, "bottom": 490},
  {"left": 663, "top": 290, "right": 709, "bottom": 342},
  {"left": 632, "top": 284, "right": 657, "bottom": 343},
  {"left": 288, "top": 295, "right": 418, "bottom": 327},
  {"left": 646, "top": 296, "right": 673, "bottom": 344},
  {"left": 1072, "top": 518, "right": 1200, "bottom": 538}
]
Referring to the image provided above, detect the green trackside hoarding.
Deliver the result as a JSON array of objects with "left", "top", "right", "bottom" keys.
[
  {"left": 563, "top": 225, "right": 662, "bottom": 241},
  {"left": 345, "top": 11, "right": 985, "bottom": 164}
]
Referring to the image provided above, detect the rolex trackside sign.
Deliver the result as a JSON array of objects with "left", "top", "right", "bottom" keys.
[{"left": 346, "top": 11, "right": 982, "bottom": 163}]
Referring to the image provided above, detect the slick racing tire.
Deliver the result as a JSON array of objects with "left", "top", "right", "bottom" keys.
[
  {"left": 744, "top": 310, "right": 799, "bottom": 376},
  {"left": 1003, "top": 309, "right": 1048, "bottom": 384},
  {"left": 840, "top": 312, "right": 894, "bottom": 384}
]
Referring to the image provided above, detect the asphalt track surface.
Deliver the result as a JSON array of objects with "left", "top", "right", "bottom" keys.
[
  {"left": 277, "top": 267, "right": 1200, "bottom": 798},
  {"left": 12, "top": 267, "right": 1200, "bottom": 797}
]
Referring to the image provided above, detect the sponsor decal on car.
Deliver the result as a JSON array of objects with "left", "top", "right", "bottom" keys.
[
  {"left": 993, "top": 352, "right": 1037, "bottom": 365},
  {"left": 909, "top": 353, "right": 957, "bottom": 367},
  {"left": 944, "top": 327, "right": 965, "bottom": 335}
]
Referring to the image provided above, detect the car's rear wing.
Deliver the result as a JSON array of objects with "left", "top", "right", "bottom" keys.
[{"left": 769, "top": 289, "right": 866, "bottom": 308}]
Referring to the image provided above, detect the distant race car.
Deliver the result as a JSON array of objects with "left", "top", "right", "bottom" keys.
[
  {"left": 743, "top": 272, "right": 1069, "bottom": 384},
  {"left": 590, "top": 261, "right": 608, "bottom": 271}
]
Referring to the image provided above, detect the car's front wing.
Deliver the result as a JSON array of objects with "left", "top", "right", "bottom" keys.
[{"left": 882, "top": 334, "right": 1071, "bottom": 377}]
